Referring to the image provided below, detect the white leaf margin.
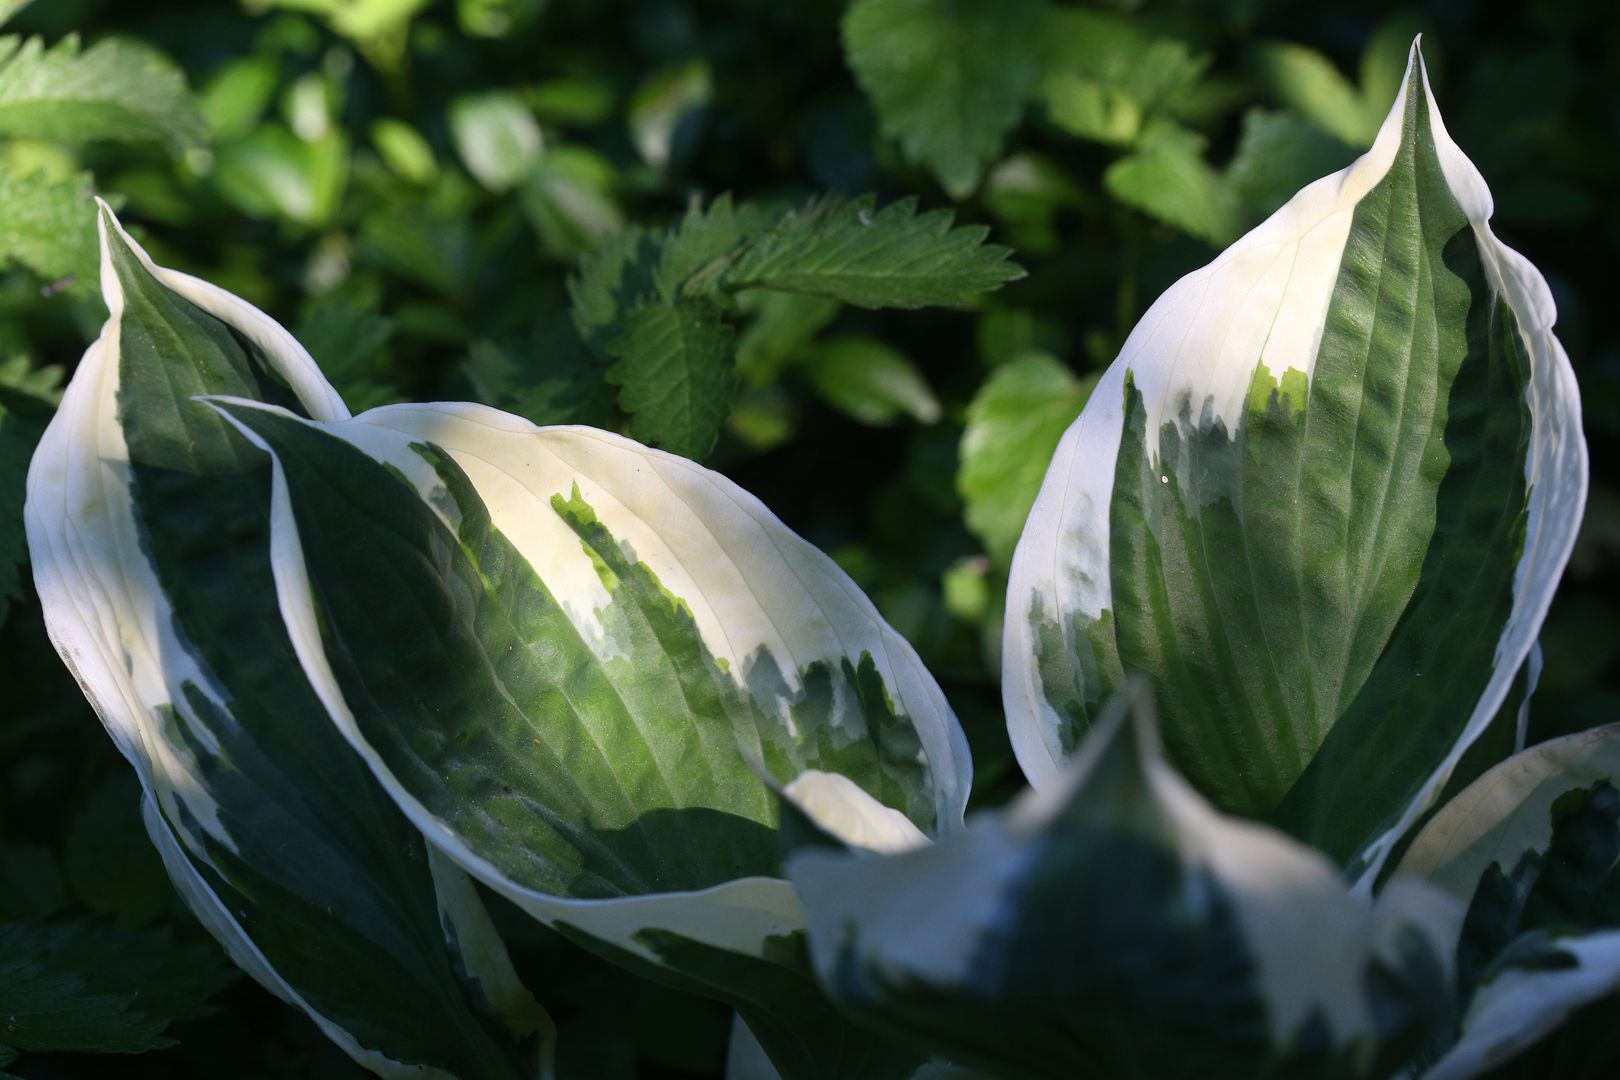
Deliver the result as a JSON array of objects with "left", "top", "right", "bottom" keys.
[
  {"left": 1001, "top": 42, "right": 1588, "bottom": 890},
  {"left": 788, "top": 690, "right": 1459, "bottom": 1056},
  {"left": 208, "top": 396, "right": 972, "bottom": 970},
  {"left": 25, "top": 205, "right": 540, "bottom": 1079},
  {"left": 1397, "top": 725, "right": 1620, "bottom": 1079}
]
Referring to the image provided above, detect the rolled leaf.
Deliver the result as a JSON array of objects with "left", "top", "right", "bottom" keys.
[
  {"left": 786, "top": 685, "right": 1457, "bottom": 1078},
  {"left": 208, "top": 396, "right": 972, "bottom": 1079},
  {"left": 1396, "top": 725, "right": 1620, "bottom": 1079},
  {"left": 24, "top": 205, "right": 548, "bottom": 1078},
  {"left": 1003, "top": 41, "right": 1586, "bottom": 880}
]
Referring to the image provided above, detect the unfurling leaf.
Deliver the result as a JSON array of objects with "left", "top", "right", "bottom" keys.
[{"left": 1003, "top": 43, "right": 1586, "bottom": 883}]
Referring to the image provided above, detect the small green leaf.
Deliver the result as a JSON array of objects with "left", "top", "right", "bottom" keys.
[
  {"left": 723, "top": 196, "right": 1024, "bottom": 309},
  {"left": 1251, "top": 41, "right": 1380, "bottom": 146},
  {"left": 627, "top": 59, "right": 712, "bottom": 170},
  {"left": 197, "top": 54, "right": 278, "bottom": 142},
  {"left": 450, "top": 90, "right": 543, "bottom": 192},
  {"left": 0, "top": 169, "right": 98, "bottom": 289},
  {"left": 804, "top": 336, "right": 939, "bottom": 427},
  {"left": 369, "top": 116, "right": 438, "bottom": 184},
  {"left": 0, "top": 34, "right": 207, "bottom": 150},
  {"left": 958, "top": 353, "right": 1092, "bottom": 567},
  {"left": 0, "top": 919, "right": 235, "bottom": 1057},
  {"left": 1037, "top": 9, "right": 1208, "bottom": 148},
  {"left": 211, "top": 124, "right": 348, "bottom": 226},
  {"left": 607, "top": 300, "right": 735, "bottom": 460},
  {"left": 843, "top": 0, "right": 1047, "bottom": 198},
  {"left": 1103, "top": 125, "right": 1240, "bottom": 245},
  {"left": 521, "top": 144, "right": 623, "bottom": 258}
]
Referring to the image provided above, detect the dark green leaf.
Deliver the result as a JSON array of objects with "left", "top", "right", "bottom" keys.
[{"left": 607, "top": 300, "right": 735, "bottom": 459}]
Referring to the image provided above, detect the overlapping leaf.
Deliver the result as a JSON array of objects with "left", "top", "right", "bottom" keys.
[
  {"left": 1004, "top": 44, "right": 1586, "bottom": 880},
  {"left": 208, "top": 391, "right": 972, "bottom": 1078},
  {"left": 1397, "top": 725, "right": 1620, "bottom": 1078},
  {"left": 787, "top": 687, "right": 1456, "bottom": 1078},
  {"left": 24, "top": 208, "right": 548, "bottom": 1078}
]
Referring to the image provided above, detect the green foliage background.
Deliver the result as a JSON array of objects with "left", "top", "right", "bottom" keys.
[{"left": 0, "top": 0, "right": 1617, "bottom": 1076}]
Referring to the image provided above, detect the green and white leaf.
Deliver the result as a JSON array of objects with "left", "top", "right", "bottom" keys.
[
  {"left": 24, "top": 206, "right": 549, "bottom": 1079},
  {"left": 1396, "top": 725, "right": 1620, "bottom": 1079},
  {"left": 787, "top": 686, "right": 1457, "bottom": 1078},
  {"left": 1004, "top": 43, "right": 1587, "bottom": 882},
  {"left": 207, "top": 392, "right": 972, "bottom": 1078},
  {"left": 0, "top": 34, "right": 207, "bottom": 150}
]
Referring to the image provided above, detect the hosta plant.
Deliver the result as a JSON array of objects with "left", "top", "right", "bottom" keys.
[{"left": 22, "top": 40, "right": 1611, "bottom": 1080}]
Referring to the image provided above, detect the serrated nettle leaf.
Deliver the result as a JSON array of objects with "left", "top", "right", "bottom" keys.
[
  {"left": 721, "top": 196, "right": 1024, "bottom": 309},
  {"left": 1004, "top": 43, "right": 1587, "bottom": 881},
  {"left": 843, "top": 0, "right": 1046, "bottom": 199},
  {"left": 1396, "top": 725, "right": 1620, "bottom": 1079},
  {"left": 569, "top": 193, "right": 1020, "bottom": 458},
  {"left": 206, "top": 394, "right": 972, "bottom": 1078},
  {"left": 24, "top": 206, "right": 549, "bottom": 1079},
  {"left": 0, "top": 34, "right": 207, "bottom": 151},
  {"left": 788, "top": 687, "right": 1457, "bottom": 1079},
  {"left": 606, "top": 300, "right": 736, "bottom": 460}
]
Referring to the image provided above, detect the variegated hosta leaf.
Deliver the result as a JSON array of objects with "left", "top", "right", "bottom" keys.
[
  {"left": 1004, "top": 41, "right": 1587, "bottom": 880},
  {"left": 1395, "top": 725, "right": 1620, "bottom": 1079},
  {"left": 24, "top": 206, "right": 549, "bottom": 1079},
  {"left": 206, "top": 396, "right": 972, "bottom": 1080},
  {"left": 786, "top": 686, "right": 1458, "bottom": 1079}
]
